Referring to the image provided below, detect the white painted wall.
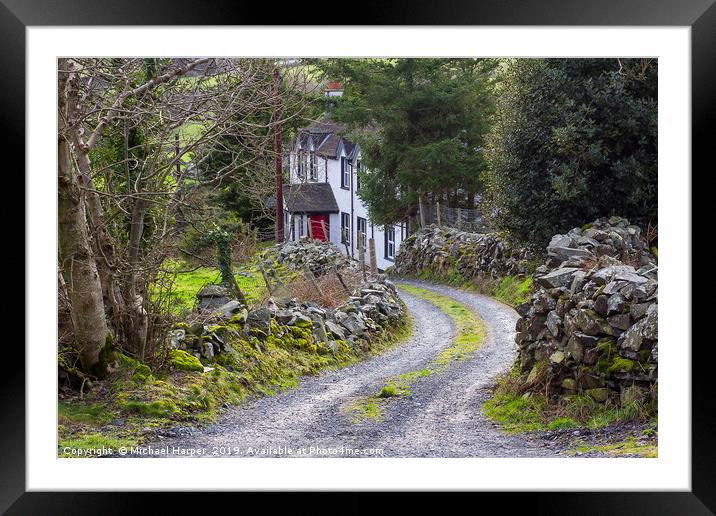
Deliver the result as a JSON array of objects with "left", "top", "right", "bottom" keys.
[{"left": 286, "top": 138, "right": 405, "bottom": 272}]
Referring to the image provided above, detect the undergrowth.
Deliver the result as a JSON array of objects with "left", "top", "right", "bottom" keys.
[
  {"left": 483, "top": 367, "right": 657, "bottom": 440},
  {"left": 59, "top": 311, "right": 412, "bottom": 458}
]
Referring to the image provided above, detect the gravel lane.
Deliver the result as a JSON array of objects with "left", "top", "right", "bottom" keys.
[{"left": 148, "top": 280, "right": 559, "bottom": 458}]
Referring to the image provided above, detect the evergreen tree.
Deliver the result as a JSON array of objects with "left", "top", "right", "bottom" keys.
[
  {"left": 313, "top": 58, "right": 498, "bottom": 226},
  {"left": 485, "top": 58, "right": 657, "bottom": 247}
]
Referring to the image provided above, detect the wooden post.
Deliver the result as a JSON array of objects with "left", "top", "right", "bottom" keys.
[
  {"left": 368, "top": 238, "right": 377, "bottom": 275},
  {"left": 303, "top": 264, "right": 323, "bottom": 297},
  {"left": 436, "top": 201, "right": 442, "bottom": 227},
  {"left": 333, "top": 264, "right": 351, "bottom": 295},
  {"left": 358, "top": 232, "right": 367, "bottom": 281},
  {"left": 418, "top": 195, "right": 426, "bottom": 228},
  {"left": 320, "top": 219, "right": 328, "bottom": 242},
  {"left": 307, "top": 215, "right": 313, "bottom": 240},
  {"left": 342, "top": 227, "right": 351, "bottom": 257},
  {"left": 258, "top": 262, "right": 274, "bottom": 297},
  {"left": 456, "top": 208, "right": 462, "bottom": 230}
]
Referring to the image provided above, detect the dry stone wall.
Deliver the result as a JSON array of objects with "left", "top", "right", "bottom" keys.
[
  {"left": 515, "top": 217, "right": 658, "bottom": 407},
  {"left": 171, "top": 276, "right": 404, "bottom": 363},
  {"left": 392, "top": 225, "right": 535, "bottom": 281}
]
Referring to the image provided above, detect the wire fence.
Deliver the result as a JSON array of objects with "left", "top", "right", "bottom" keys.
[{"left": 417, "top": 203, "right": 490, "bottom": 233}]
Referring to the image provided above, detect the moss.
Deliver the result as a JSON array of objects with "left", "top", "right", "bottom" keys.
[
  {"left": 607, "top": 356, "right": 636, "bottom": 374},
  {"left": 548, "top": 417, "right": 579, "bottom": 430},
  {"left": 170, "top": 349, "right": 204, "bottom": 372},
  {"left": 568, "top": 435, "right": 657, "bottom": 458},
  {"left": 485, "top": 366, "right": 655, "bottom": 434},
  {"left": 490, "top": 275, "right": 534, "bottom": 307}
]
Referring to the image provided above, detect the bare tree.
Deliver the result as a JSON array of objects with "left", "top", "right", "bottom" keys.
[{"left": 58, "top": 57, "right": 318, "bottom": 374}]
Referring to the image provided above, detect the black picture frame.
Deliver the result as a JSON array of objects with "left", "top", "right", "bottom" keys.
[{"left": 5, "top": 0, "right": 712, "bottom": 512}]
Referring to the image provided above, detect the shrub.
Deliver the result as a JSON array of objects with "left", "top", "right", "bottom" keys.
[{"left": 484, "top": 58, "right": 657, "bottom": 247}]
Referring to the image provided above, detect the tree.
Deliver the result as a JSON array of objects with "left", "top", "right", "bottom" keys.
[
  {"left": 484, "top": 58, "right": 657, "bottom": 247},
  {"left": 58, "top": 58, "right": 310, "bottom": 374},
  {"left": 312, "top": 58, "right": 497, "bottom": 226}
]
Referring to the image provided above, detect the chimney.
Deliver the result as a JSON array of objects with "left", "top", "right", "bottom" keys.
[{"left": 325, "top": 80, "right": 344, "bottom": 97}]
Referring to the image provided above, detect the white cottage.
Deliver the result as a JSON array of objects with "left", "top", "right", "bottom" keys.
[{"left": 283, "top": 117, "right": 407, "bottom": 271}]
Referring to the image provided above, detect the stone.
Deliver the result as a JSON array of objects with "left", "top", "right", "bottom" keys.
[
  {"left": 545, "top": 311, "right": 561, "bottom": 337},
  {"left": 197, "top": 284, "right": 232, "bottom": 310},
  {"left": 341, "top": 314, "right": 366, "bottom": 336},
  {"left": 561, "top": 377, "right": 578, "bottom": 391},
  {"left": 536, "top": 267, "right": 581, "bottom": 289},
  {"left": 188, "top": 322, "right": 205, "bottom": 336},
  {"left": 586, "top": 387, "right": 608, "bottom": 402},
  {"left": 550, "top": 351, "right": 566, "bottom": 364},
  {"left": 594, "top": 295, "right": 609, "bottom": 316},
  {"left": 607, "top": 313, "right": 631, "bottom": 331},
  {"left": 274, "top": 309, "right": 294, "bottom": 325},
  {"left": 168, "top": 329, "right": 186, "bottom": 349},
  {"left": 620, "top": 384, "right": 647, "bottom": 406},
  {"left": 246, "top": 307, "right": 272, "bottom": 334},
  {"left": 606, "top": 293, "right": 627, "bottom": 315},
  {"left": 325, "top": 320, "right": 346, "bottom": 340},
  {"left": 565, "top": 336, "right": 584, "bottom": 362}
]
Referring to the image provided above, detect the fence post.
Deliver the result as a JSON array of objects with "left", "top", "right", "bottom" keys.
[
  {"left": 436, "top": 201, "right": 441, "bottom": 227},
  {"left": 258, "top": 262, "right": 274, "bottom": 297},
  {"left": 307, "top": 215, "right": 313, "bottom": 240},
  {"left": 368, "top": 238, "right": 377, "bottom": 275},
  {"left": 456, "top": 208, "right": 462, "bottom": 231},
  {"left": 320, "top": 219, "right": 328, "bottom": 242},
  {"left": 303, "top": 264, "right": 323, "bottom": 298},
  {"left": 358, "top": 232, "right": 367, "bottom": 281},
  {"left": 418, "top": 195, "right": 426, "bottom": 228},
  {"left": 333, "top": 264, "right": 351, "bottom": 295},
  {"left": 342, "top": 227, "right": 351, "bottom": 257}
]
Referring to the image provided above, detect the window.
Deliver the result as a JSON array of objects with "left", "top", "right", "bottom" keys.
[
  {"left": 357, "top": 217, "right": 367, "bottom": 250},
  {"left": 309, "top": 151, "right": 317, "bottom": 181},
  {"left": 297, "top": 150, "right": 305, "bottom": 179},
  {"left": 341, "top": 212, "right": 351, "bottom": 245},
  {"left": 298, "top": 215, "right": 304, "bottom": 238},
  {"left": 356, "top": 160, "right": 361, "bottom": 191},
  {"left": 384, "top": 227, "right": 395, "bottom": 260},
  {"left": 341, "top": 158, "right": 351, "bottom": 189}
]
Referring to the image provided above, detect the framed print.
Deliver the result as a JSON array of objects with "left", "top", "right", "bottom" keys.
[{"left": 5, "top": 0, "right": 714, "bottom": 511}]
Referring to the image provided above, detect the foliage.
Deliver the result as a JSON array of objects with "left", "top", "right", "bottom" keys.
[
  {"left": 483, "top": 368, "right": 655, "bottom": 434},
  {"left": 484, "top": 58, "right": 657, "bottom": 247},
  {"left": 312, "top": 58, "right": 498, "bottom": 225}
]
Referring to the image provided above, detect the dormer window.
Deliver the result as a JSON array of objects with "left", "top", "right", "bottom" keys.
[
  {"left": 341, "top": 157, "right": 351, "bottom": 189},
  {"left": 297, "top": 150, "right": 305, "bottom": 179},
  {"left": 309, "top": 151, "right": 317, "bottom": 181}
]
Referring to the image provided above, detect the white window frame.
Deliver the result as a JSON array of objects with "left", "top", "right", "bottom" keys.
[
  {"left": 341, "top": 212, "right": 351, "bottom": 245},
  {"left": 341, "top": 158, "right": 351, "bottom": 189},
  {"left": 385, "top": 227, "right": 395, "bottom": 260},
  {"left": 309, "top": 151, "right": 317, "bottom": 181},
  {"left": 297, "top": 150, "right": 305, "bottom": 179},
  {"left": 357, "top": 217, "right": 367, "bottom": 250}
]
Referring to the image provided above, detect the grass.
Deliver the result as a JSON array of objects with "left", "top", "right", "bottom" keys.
[
  {"left": 399, "top": 284, "right": 486, "bottom": 370},
  {"left": 347, "top": 285, "right": 485, "bottom": 423},
  {"left": 483, "top": 368, "right": 656, "bottom": 437},
  {"left": 155, "top": 260, "right": 269, "bottom": 315},
  {"left": 398, "top": 269, "right": 535, "bottom": 309},
  {"left": 567, "top": 435, "right": 657, "bottom": 458},
  {"left": 489, "top": 276, "right": 534, "bottom": 306},
  {"left": 60, "top": 307, "right": 413, "bottom": 457}
]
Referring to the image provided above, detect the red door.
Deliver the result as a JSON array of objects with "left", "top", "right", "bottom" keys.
[{"left": 310, "top": 214, "right": 329, "bottom": 241}]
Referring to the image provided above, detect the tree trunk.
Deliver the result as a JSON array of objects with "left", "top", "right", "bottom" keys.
[
  {"left": 64, "top": 59, "right": 124, "bottom": 325},
  {"left": 58, "top": 59, "right": 111, "bottom": 376}
]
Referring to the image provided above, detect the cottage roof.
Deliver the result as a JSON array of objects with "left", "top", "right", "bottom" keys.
[{"left": 284, "top": 183, "right": 339, "bottom": 213}]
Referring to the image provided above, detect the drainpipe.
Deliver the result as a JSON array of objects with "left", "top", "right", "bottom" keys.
[{"left": 350, "top": 160, "right": 354, "bottom": 259}]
